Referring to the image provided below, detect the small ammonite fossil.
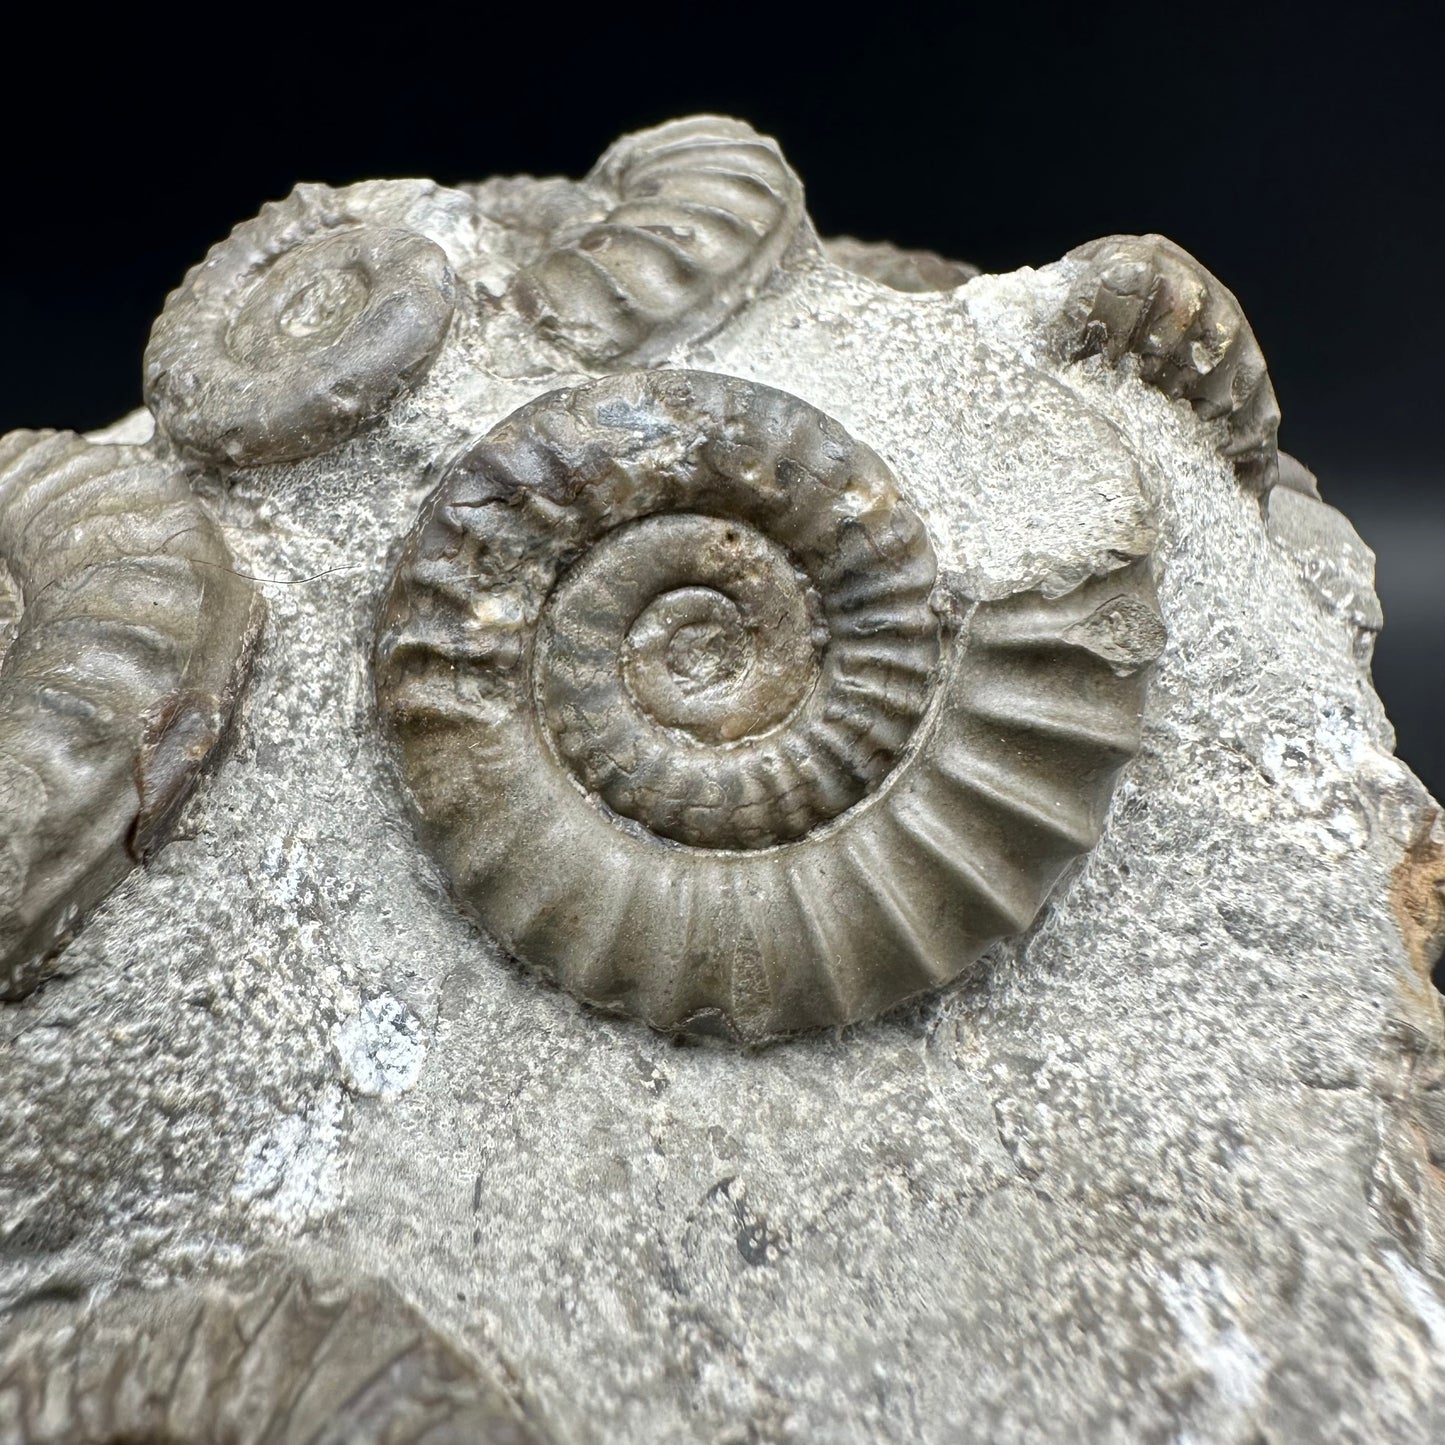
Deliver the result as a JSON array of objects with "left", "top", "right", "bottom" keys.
[
  {"left": 0, "top": 430, "right": 262, "bottom": 999},
  {"left": 0, "top": 1263, "right": 546, "bottom": 1444},
  {"left": 375, "top": 370, "right": 1164, "bottom": 1042},
  {"left": 1056, "top": 233, "right": 1281, "bottom": 493},
  {"left": 145, "top": 182, "right": 459, "bottom": 468},
  {"left": 507, "top": 115, "right": 806, "bottom": 366}
]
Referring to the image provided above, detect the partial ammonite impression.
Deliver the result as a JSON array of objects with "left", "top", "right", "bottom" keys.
[
  {"left": 0, "top": 1263, "right": 546, "bottom": 1444},
  {"left": 145, "top": 182, "right": 459, "bottom": 467},
  {"left": 825, "top": 236, "right": 979, "bottom": 293},
  {"left": 1055, "top": 233, "right": 1281, "bottom": 492},
  {"left": 375, "top": 371, "right": 1164, "bottom": 1042},
  {"left": 0, "top": 431, "right": 262, "bottom": 999},
  {"left": 508, "top": 116, "right": 806, "bottom": 365}
]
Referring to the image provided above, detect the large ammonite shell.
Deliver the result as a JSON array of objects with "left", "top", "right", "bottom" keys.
[
  {"left": 375, "top": 371, "right": 1163, "bottom": 1042},
  {"left": 0, "top": 1264, "right": 546, "bottom": 1443},
  {"left": 508, "top": 116, "right": 805, "bottom": 366},
  {"left": 0, "top": 431, "right": 262, "bottom": 999},
  {"left": 145, "top": 183, "right": 459, "bottom": 468}
]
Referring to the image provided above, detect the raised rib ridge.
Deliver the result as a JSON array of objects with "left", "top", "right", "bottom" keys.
[
  {"left": 1, "top": 431, "right": 261, "bottom": 999},
  {"left": 926, "top": 738, "right": 1101, "bottom": 854},
  {"left": 960, "top": 675, "right": 1141, "bottom": 759},
  {"left": 889, "top": 804, "right": 1041, "bottom": 940},
  {"left": 508, "top": 116, "right": 807, "bottom": 365}
]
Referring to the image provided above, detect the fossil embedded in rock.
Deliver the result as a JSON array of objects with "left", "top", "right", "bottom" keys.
[
  {"left": 0, "top": 431, "right": 263, "bottom": 999},
  {"left": 507, "top": 116, "right": 806, "bottom": 365},
  {"left": 824, "top": 235, "right": 979, "bottom": 292},
  {"left": 2, "top": 109, "right": 1433, "bottom": 1444},
  {"left": 374, "top": 370, "right": 1164, "bottom": 1042},
  {"left": 0, "top": 1262, "right": 547, "bottom": 1444},
  {"left": 145, "top": 182, "right": 459, "bottom": 468},
  {"left": 1056, "top": 233, "right": 1281, "bottom": 492}
]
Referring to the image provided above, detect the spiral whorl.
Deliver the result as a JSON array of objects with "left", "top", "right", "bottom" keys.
[
  {"left": 145, "top": 183, "right": 458, "bottom": 468},
  {"left": 0, "top": 430, "right": 262, "bottom": 998},
  {"left": 376, "top": 371, "right": 1162, "bottom": 1041},
  {"left": 508, "top": 116, "right": 806, "bottom": 365},
  {"left": 1057, "top": 233, "right": 1281, "bottom": 492}
]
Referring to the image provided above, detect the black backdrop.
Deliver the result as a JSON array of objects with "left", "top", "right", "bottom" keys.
[{"left": 2, "top": 4, "right": 1440, "bottom": 966}]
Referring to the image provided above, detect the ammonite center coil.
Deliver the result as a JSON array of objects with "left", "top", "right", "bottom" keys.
[{"left": 375, "top": 371, "right": 1164, "bottom": 1043}]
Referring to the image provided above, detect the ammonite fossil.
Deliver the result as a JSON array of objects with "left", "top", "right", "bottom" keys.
[
  {"left": 507, "top": 115, "right": 806, "bottom": 366},
  {"left": 0, "top": 431, "right": 262, "bottom": 999},
  {"left": 145, "top": 182, "right": 459, "bottom": 468},
  {"left": 1057, "top": 233, "right": 1281, "bottom": 492},
  {"left": 375, "top": 370, "right": 1164, "bottom": 1042},
  {"left": 0, "top": 1264, "right": 546, "bottom": 1444}
]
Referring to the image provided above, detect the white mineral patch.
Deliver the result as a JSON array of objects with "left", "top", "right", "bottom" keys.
[
  {"left": 83, "top": 407, "right": 156, "bottom": 446},
  {"left": 233, "top": 1085, "right": 345, "bottom": 1227},
  {"left": 335, "top": 993, "right": 427, "bottom": 1100},
  {"left": 1158, "top": 1262, "right": 1268, "bottom": 1415},
  {"left": 1386, "top": 1251, "right": 1445, "bottom": 1348}
]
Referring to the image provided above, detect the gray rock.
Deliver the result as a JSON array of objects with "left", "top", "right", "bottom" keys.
[
  {"left": 1267, "top": 484, "right": 1385, "bottom": 667},
  {"left": 1, "top": 116, "right": 1442, "bottom": 1444}
]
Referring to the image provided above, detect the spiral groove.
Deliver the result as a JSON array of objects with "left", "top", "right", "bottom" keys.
[{"left": 376, "top": 371, "right": 1162, "bottom": 1041}]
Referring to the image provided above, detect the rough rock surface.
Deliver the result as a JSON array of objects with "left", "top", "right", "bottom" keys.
[{"left": 2, "top": 155, "right": 1444, "bottom": 1443}]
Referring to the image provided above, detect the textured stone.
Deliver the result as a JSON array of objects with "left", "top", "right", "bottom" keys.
[
  {"left": 1, "top": 118, "right": 1442, "bottom": 1444},
  {"left": 1267, "top": 483, "right": 1384, "bottom": 666},
  {"left": 0, "top": 1261, "right": 543, "bottom": 1443}
]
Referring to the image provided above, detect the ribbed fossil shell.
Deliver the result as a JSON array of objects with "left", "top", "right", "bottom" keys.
[
  {"left": 0, "top": 431, "right": 262, "bottom": 999},
  {"left": 508, "top": 116, "right": 805, "bottom": 365},
  {"left": 0, "top": 1264, "right": 546, "bottom": 1444},
  {"left": 145, "top": 183, "right": 459, "bottom": 467},
  {"left": 375, "top": 371, "right": 1164, "bottom": 1042},
  {"left": 1058, "top": 233, "right": 1281, "bottom": 491}
]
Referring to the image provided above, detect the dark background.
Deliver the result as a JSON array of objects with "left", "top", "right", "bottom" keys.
[{"left": 2, "top": 5, "right": 1440, "bottom": 970}]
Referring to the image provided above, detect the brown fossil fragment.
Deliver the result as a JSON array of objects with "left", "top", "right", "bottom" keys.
[
  {"left": 0, "top": 1263, "right": 547, "bottom": 1443},
  {"left": 825, "top": 235, "right": 979, "bottom": 292},
  {"left": 1057, "top": 233, "right": 1281, "bottom": 492},
  {"left": 145, "top": 182, "right": 459, "bottom": 468},
  {"left": 0, "top": 430, "right": 262, "bottom": 999},
  {"left": 507, "top": 116, "right": 806, "bottom": 365},
  {"left": 375, "top": 370, "right": 1163, "bottom": 1042},
  {"left": 1392, "top": 817, "right": 1445, "bottom": 982}
]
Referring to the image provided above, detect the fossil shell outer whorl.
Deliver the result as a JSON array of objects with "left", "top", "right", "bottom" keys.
[
  {"left": 375, "top": 372, "right": 1164, "bottom": 1042},
  {"left": 0, "top": 431, "right": 263, "bottom": 999},
  {"left": 145, "top": 183, "right": 458, "bottom": 468},
  {"left": 0, "top": 1264, "right": 547, "bottom": 1444},
  {"left": 508, "top": 116, "right": 806, "bottom": 366},
  {"left": 1058, "top": 233, "right": 1281, "bottom": 492}
]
